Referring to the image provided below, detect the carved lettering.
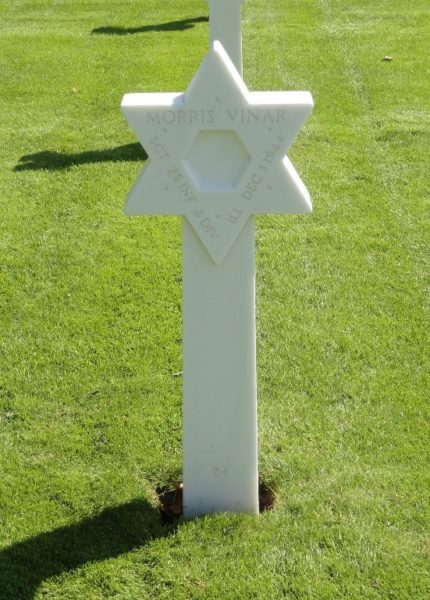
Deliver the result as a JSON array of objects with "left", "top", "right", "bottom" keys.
[
  {"left": 247, "top": 110, "right": 259, "bottom": 123},
  {"left": 241, "top": 135, "right": 285, "bottom": 201},
  {"left": 225, "top": 109, "right": 286, "bottom": 124},
  {"left": 146, "top": 108, "right": 286, "bottom": 128},
  {"left": 277, "top": 109, "right": 286, "bottom": 122},
  {"left": 192, "top": 210, "right": 220, "bottom": 238},
  {"left": 200, "top": 217, "right": 219, "bottom": 238},
  {"left": 146, "top": 111, "right": 160, "bottom": 124},
  {"left": 162, "top": 110, "right": 176, "bottom": 124},
  {"left": 189, "top": 110, "right": 199, "bottom": 123},
  {"left": 168, "top": 166, "right": 197, "bottom": 202},
  {"left": 177, "top": 110, "right": 187, "bottom": 124},
  {"left": 227, "top": 109, "right": 238, "bottom": 122},
  {"left": 262, "top": 110, "right": 274, "bottom": 123},
  {"left": 227, "top": 208, "right": 244, "bottom": 224},
  {"left": 148, "top": 135, "right": 169, "bottom": 159}
]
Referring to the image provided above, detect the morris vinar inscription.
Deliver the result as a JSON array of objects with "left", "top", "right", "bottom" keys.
[{"left": 144, "top": 107, "right": 290, "bottom": 126}]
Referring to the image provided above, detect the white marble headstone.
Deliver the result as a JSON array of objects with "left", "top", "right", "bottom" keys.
[{"left": 122, "top": 0, "right": 313, "bottom": 517}]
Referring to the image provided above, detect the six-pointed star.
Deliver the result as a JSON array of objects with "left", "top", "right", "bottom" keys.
[{"left": 122, "top": 41, "right": 313, "bottom": 265}]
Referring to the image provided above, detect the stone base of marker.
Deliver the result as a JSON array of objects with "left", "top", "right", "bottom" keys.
[
  {"left": 182, "top": 218, "right": 259, "bottom": 518},
  {"left": 157, "top": 480, "right": 276, "bottom": 524}
]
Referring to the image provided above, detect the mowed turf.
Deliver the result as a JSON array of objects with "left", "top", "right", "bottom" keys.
[{"left": 0, "top": 0, "right": 429, "bottom": 598}]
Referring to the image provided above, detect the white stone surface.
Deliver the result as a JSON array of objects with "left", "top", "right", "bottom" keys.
[
  {"left": 183, "top": 217, "right": 258, "bottom": 517},
  {"left": 207, "top": 0, "right": 243, "bottom": 74},
  {"left": 121, "top": 0, "right": 313, "bottom": 518}
]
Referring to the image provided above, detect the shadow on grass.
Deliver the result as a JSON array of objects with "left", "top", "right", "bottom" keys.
[
  {"left": 0, "top": 498, "right": 171, "bottom": 600},
  {"left": 92, "top": 16, "right": 208, "bottom": 36},
  {"left": 14, "top": 143, "right": 147, "bottom": 172}
]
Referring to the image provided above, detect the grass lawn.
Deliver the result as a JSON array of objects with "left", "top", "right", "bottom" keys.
[{"left": 0, "top": 0, "right": 429, "bottom": 598}]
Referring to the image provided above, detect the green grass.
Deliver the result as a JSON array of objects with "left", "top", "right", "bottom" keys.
[{"left": 0, "top": 0, "right": 429, "bottom": 598}]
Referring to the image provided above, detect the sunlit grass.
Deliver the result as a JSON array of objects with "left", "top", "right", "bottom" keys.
[{"left": 0, "top": 0, "right": 429, "bottom": 598}]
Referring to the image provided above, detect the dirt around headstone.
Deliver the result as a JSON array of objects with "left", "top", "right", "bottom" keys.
[{"left": 157, "top": 479, "right": 275, "bottom": 524}]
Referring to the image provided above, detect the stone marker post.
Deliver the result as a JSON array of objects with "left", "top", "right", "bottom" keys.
[{"left": 121, "top": 0, "right": 313, "bottom": 518}]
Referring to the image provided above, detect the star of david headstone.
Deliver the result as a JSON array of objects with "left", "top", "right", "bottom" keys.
[
  {"left": 122, "top": 41, "right": 312, "bottom": 265},
  {"left": 121, "top": 0, "right": 313, "bottom": 517}
]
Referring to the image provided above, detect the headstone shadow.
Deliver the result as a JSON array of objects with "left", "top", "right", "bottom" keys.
[
  {"left": 14, "top": 143, "right": 147, "bottom": 172},
  {"left": 0, "top": 498, "right": 172, "bottom": 600},
  {"left": 92, "top": 16, "right": 208, "bottom": 36}
]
